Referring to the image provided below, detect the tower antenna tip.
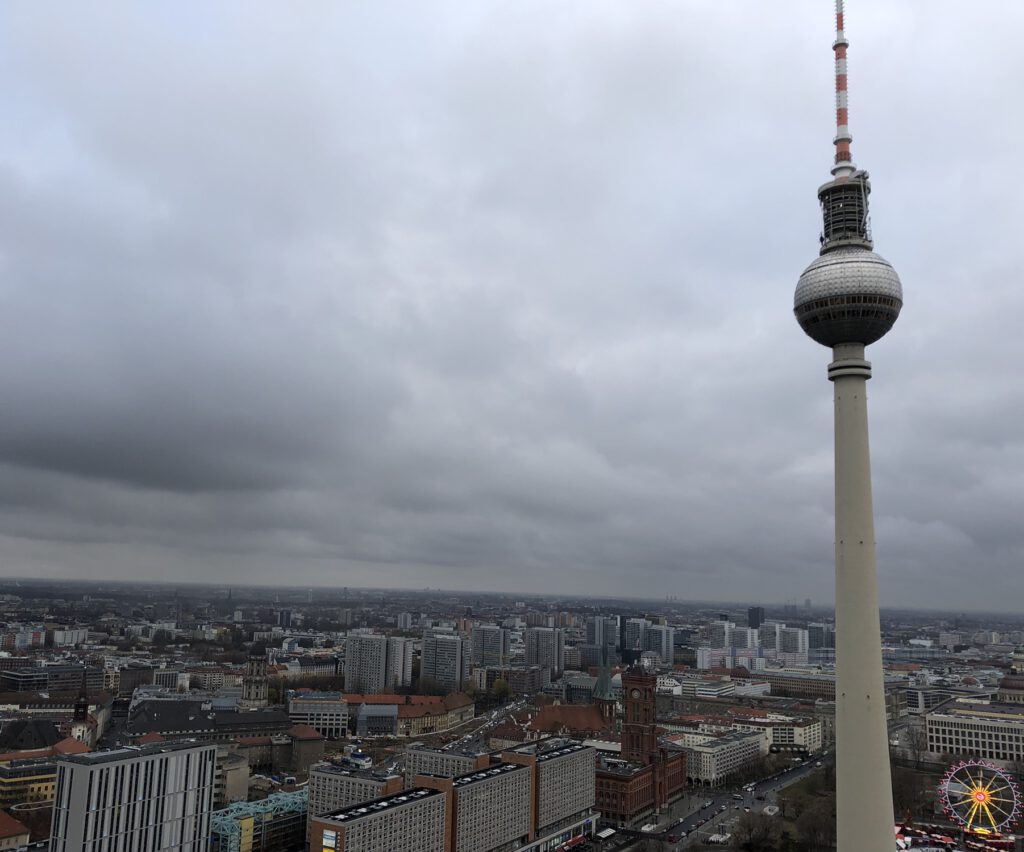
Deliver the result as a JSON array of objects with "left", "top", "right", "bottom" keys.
[{"left": 832, "top": 0, "right": 855, "bottom": 176}]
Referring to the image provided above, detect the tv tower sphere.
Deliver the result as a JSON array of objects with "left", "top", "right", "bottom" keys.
[{"left": 794, "top": 244, "right": 902, "bottom": 347}]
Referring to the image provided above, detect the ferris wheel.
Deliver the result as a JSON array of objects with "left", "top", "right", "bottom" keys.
[{"left": 939, "top": 759, "right": 1021, "bottom": 834}]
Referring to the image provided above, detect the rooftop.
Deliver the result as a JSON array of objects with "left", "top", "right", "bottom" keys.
[
  {"left": 290, "top": 691, "right": 345, "bottom": 701},
  {"left": 58, "top": 741, "right": 213, "bottom": 766},
  {"left": 595, "top": 756, "right": 648, "bottom": 777},
  {"left": 320, "top": 787, "right": 441, "bottom": 822},
  {"left": 311, "top": 762, "right": 399, "bottom": 781},
  {"left": 453, "top": 761, "right": 528, "bottom": 787}
]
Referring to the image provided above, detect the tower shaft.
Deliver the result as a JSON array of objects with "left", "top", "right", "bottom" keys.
[{"left": 830, "top": 342, "right": 894, "bottom": 851}]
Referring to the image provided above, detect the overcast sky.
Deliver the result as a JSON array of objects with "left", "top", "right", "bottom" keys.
[{"left": 0, "top": 2, "right": 1019, "bottom": 610}]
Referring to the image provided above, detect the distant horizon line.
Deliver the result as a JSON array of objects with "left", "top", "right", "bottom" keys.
[{"left": 0, "top": 573, "right": 1012, "bottom": 618}]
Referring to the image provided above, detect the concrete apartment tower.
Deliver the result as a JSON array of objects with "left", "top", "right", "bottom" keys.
[{"left": 792, "top": 2, "right": 903, "bottom": 848}]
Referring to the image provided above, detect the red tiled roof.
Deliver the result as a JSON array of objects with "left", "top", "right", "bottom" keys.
[
  {"left": 343, "top": 693, "right": 474, "bottom": 710},
  {"left": 287, "top": 724, "right": 323, "bottom": 740},
  {"left": 235, "top": 736, "right": 272, "bottom": 746},
  {"left": 0, "top": 810, "right": 29, "bottom": 840},
  {"left": 53, "top": 738, "right": 90, "bottom": 755},
  {"left": 528, "top": 705, "right": 610, "bottom": 735},
  {"left": 137, "top": 732, "right": 165, "bottom": 745}
]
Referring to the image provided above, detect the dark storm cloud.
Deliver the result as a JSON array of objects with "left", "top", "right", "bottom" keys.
[{"left": 0, "top": 1, "right": 1020, "bottom": 608}]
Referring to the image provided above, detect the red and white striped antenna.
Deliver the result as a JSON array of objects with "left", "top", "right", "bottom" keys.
[{"left": 832, "top": 0, "right": 855, "bottom": 177}]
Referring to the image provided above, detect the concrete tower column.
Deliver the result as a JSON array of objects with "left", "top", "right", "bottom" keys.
[{"left": 829, "top": 342, "right": 894, "bottom": 850}]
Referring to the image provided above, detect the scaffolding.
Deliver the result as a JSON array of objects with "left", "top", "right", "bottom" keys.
[{"left": 209, "top": 789, "right": 308, "bottom": 852}]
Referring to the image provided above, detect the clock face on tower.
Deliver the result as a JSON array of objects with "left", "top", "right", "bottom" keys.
[{"left": 630, "top": 688, "right": 641, "bottom": 699}]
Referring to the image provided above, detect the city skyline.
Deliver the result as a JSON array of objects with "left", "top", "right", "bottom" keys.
[{"left": 0, "top": 2, "right": 1020, "bottom": 609}]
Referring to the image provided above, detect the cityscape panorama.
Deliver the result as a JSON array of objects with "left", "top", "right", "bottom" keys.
[{"left": 1, "top": 2, "right": 1020, "bottom": 852}]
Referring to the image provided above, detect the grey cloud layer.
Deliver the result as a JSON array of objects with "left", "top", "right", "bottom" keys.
[{"left": 0, "top": 2, "right": 1020, "bottom": 607}]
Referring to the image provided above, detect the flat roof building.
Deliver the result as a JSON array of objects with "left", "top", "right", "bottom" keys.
[
  {"left": 308, "top": 762, "right": 404, "bottom": 836},
  {"left": 404, "top": 747, "right": 492, "bottom": 787},
  {"left": 418, "top": 762, "right": 533, "bottom": 852},
  {"left": 311, "top": 788, "right": 446, "bottom": 852},
  {"left": 926, "top": 701, "right": 1024, "bottom": 767},
  {"left": 51, "top": 741, "right": 216, "bottom": 852},
  {"left": 505, "top": 740, "right": 596, "bottom": 838},
  {"left": 289, "top": 692, "right": 348, "bottom": 739}
]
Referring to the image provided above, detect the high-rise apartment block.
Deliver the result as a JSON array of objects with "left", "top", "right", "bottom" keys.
[
  {"left": 439, "top": 763, "right": 534, "bottom": 851},
  {"left": 757, "top": 622, "right": 780, "bottom": 650},
  {"left": 312, "top": 788, "right": 447, "bottom": 852},
  {"left": 728, "top": 627, "right": 758, "bottom": 649},
  {"left": 307, "top": 763, "right": 403, "bottom": 834},
  {"left": 343, "top": 633, "right": 390, "bottom": 694},
  {"left": 524, "top": 628, "right": 564, "bottom": 677},
  {"left": 421, "top": 633, "right": 468, "bottom": 693},
  {"left": 404, "top": 746, "right": 491, "bottom": 786},
  {"left": 643, "top": 624, "right": 675, "bottom": 664},
  {"left": 505, "top": 741, "right": 597, "bottom": 839},
  {"left": 470, "top": 624, "right": 509, "bottom": 668},
  {"left": 51, "top": 742, "right": 216, "bottom": 852},
  {"left": 622, "top": 618, "right": 649, "bottom": 654},
  {"left": 387, "top": 637, "right": 414, "bottom": 689},
  {"left": 585, "top": 616, "right": 619, "bottom": 651},
  {"left": 808, "top": 623, "right": 836, "bottom": 649},
  {"left": 311, "top": 739, "right": 597, "bottom": 852}
]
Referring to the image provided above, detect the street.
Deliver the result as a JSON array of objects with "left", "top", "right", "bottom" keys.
[{"left": 617, "top": 750, "right": 835, "bottom": 850}]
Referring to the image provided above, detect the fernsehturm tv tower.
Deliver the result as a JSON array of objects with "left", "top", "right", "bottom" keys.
[{"left": 793, "top": 2, "right": 902, "bottom": 849}]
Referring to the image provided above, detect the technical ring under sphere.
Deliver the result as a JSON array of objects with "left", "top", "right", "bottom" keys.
[{"left": 794, "top": 247, "right": 903, "bottom": 347}]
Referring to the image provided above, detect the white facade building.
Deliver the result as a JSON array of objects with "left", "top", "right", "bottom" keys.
[
  {"left": 925, "top": 702, "right": 1024, "bottom": 766},
  {"left": 672, "top": 731, "right": 762, "bottom": 787},
  {"left": 51, "top": 742, "right": 216, "bottom": 852}
]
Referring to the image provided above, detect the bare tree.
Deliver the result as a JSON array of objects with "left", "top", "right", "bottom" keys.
[
  {"left": 795, "top": 798, "right": 836, "bottom": 849},
  {"left": 906, "top": 723, "right": 929, "bottom": 769},
  {"left": 732, "top": 811, "right": 783, "bottom": 851}
]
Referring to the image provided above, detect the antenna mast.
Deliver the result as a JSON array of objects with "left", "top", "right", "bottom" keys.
[{"left": 832, "top": 0, "right": 854, "bottom": 176}]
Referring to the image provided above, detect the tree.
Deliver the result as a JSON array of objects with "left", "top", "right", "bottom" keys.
[
  {"left": 732, "top": 812, "right": 783, "bottom": 851},
  {"left": 492, "top": 679, "right": 511, "bottom": 703},
  {"left": 891, "top": 765, "right": 930, "bottom": 822},
  {"left": 906, "top": 723, "right": 929, "bottom": 770},
  {"left": 794, "top": 797, "right": 836, "bottom": 849},
  {"left": 415, "top": 677, "right": 448, "bottom": 696}
]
